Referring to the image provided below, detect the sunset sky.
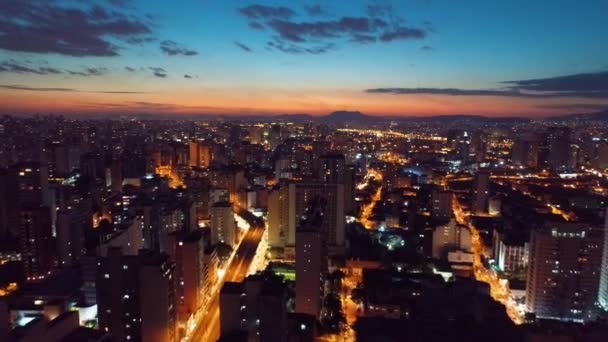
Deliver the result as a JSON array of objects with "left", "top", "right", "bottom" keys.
[{"left": 1, "top": 0, "right": 607, "bottom": 117}]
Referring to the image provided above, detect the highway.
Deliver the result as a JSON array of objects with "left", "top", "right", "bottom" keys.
[{"left": 190, "top": 215, "right": 265, "bottom": 342}]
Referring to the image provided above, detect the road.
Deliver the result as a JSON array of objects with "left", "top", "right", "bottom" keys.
[
  {"left": 357, "top": 169, "right": 383, "bottom": 230},
  {"left": 190, "top": 219, "right": 265, "bottom": 342},
  {"left": 452, "top": 199, "right": 524, "bottom": 324}
]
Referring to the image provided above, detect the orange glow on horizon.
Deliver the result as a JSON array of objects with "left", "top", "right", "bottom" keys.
[{"left": 2, "top": 88, "right": 605, "bottom": 117}]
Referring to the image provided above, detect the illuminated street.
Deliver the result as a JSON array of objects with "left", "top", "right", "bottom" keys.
[
  {"left": 189, "top": 218, "right": 265, "bottom": 342},
  {"left": 452, "top": 200, "right": 524, "bottom": 325},
  {"left": 357, "top": 169, "right": 383, "bottom": 230}
]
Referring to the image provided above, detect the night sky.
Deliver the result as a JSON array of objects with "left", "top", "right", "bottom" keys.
[{"left": 1, "top": 0, "right": 607, "bottom": 117}]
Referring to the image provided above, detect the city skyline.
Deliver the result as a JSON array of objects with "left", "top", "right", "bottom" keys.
[{"left": 1, "top": 0, "right": 608, "bottom": 117}]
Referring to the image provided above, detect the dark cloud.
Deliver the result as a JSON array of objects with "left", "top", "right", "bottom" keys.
[
  {"left": 365, "top": 87, "right": 608, "bottom": 98},
  {"left": 66, "top": 67, "right": 108, "bottom": 77},
  {"left": 127, "top": 36, "right": 157, "bottom": 45},
  {"left": 366, "top": 4, "right": 393, "bottom": 18},
  {"left": 351, "top": 34, "right": 377, "bottom": 44},
  {"left": 0, "top": 60, "right": 107, "bottom": 77},
  {"left": 379, "top": 27, "right": 426, "bottom": 42},
  {"left": 160, "top": 40, "right": 199, "bottom": 56},
  {"left": 184, "top": 74, "right": 193, "bottom": 79},
  {"left": 420, "top": 45, "right": 433, "bottom": 51},
  {"left": 366, "top": 71, "right": 608, "bottom": 99},
  {"left": 536, "top": 103, "right": 608, "bottom": 111},
  {"left": 0, "top": 84, "right": 144, "bottom": 93},
  {"left": 305, "top": 5, "right": 323, "bottom": 16},
  {"left": 0, "top": 85, "right": 76, "bottom": 92},
  {"left": 149, "top": 67, "right": 167, "bottom": 78},
  {"left": 0, "top": 60, "right": 62, "bottom": 75},
  {"left": 267, "top": 17, "right": 389, "bottom": 43},
  {"left": 239, "top": 4, "right": 295, "bottom": 20},
  {"left": 366, "top": 87, "right": 527, "bottom": 97},
  {"left": 248, "top": 21, "right": 265, "bottom": 30},
  {"left": 234, "top": 41, "right": 253, "bottom": 52},
  {"left": 503, "top": 71, "right": 608, "bottom": 92},
  {"left": 0, "top": 0, "right": 152, "bottom": 57},
  {"left": 107, "top": 0, "right": 131, "bottom": 7},
  {"left": 266, "top": 40, "right": 334, "bottom": 55},
  {"left": 239, "top": 4, "right": 429, "bottom": 55},
  {"left": 125, "top": 66, "right": 136, "bottom": 72}
]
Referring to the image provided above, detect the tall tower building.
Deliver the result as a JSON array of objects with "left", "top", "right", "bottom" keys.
[
  {"left": 526, "top": 220, "right": 604, "bottom": 322},
  {"left": 598, "top": 208, "right": 608, "bottom": 310},
  {"left": 547, "top": 127, "right": 572, "bottom": 170},
  {"left": 167, "top": 230, "right": 205, "bottom": 331},
  {"left": 267, "top": 181, "right": 344, "bottom": 254},
  {"left": 209, "top": 201, "right": 236, "bottom": 247},
  {"left": 295, "top": 197, "right": 326, "bottom": 319},
  {"left": 189, "top": 141, "right": 212, "bottom": 168},
  {"left": 97, "top": 248, "right": 177, "bottom": 342},
  {"left": 318, "top": 154, "right": 345, "bottom": 183},
  {"left": 7, "top": 162, "right": 50, "bottom": 237},
  {"left": 472, "top": 170, "right": 490, "bottom": 215},
  {"left": 18, "top": 204, "right": 54, "bottom": 281}
]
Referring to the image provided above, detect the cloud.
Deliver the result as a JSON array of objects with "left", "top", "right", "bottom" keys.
[
  {"left": 365, "top": 71, "right": 608, "bottom": 99},
  {"left": 305, "top": 5, "right": 323, "bottom": 16},
  {"left": 503, "top": 71, "right": 608, "bottom": 92},
  {"left": 160, "top": 40, "right": 199, "bottom": 56},
  {"left": 0, "top": 60, "right": 107, "bottom": 76},
  {"left": 149, "top": 67, "right": 167, "bottom": 78},
  {"left": 125, "top": 66, "right": 136, "bottom": 72},
  {"left": 420, "top": 45, "right": 433, "bottom": 51},
  {"left": 351, "top": 34, "right": 377, "bottom": 44},
  {"left": 239, "top": 4, "right": 429, "bottom": 54},
  {"left": 266, "top": 17, "right": 390, "bottom": 43},
  {"left": 536, "top": 103, "right": 608, "bottom": 111},
  {"left": 266, "top": 40, "right": 334, "bottom": 55},
  {"left": 379, "top": 27, "right": 426, "bottom": 42},
  {"left": 0, "top": 85, "right": 76, "bottom": 92},
  {"left": 66, "top": 67, "right": 108, "bottom": 77},
  {"left": 183, "top": 74, "right": 198, "bottom": 79},
  {"left": 248, "top": 21, "right": 265, "bottom": 30},
  {"left": 0, "top": 60, "right": 62, "bottom": 75},
  {"left": 0, "top": 0, "right": 152, "bottom": 57},
  {"left": 239, "top": 4, "right": 295, "bottom": 20},
  {"left": 365, "top": 87, "right": 608, "bottom": 98},
  {"left": 0, "top": 84, "right": 144, "bottom": 93},
  {"left": 234, "top": 41, "right": 253, "bottom": 52}
]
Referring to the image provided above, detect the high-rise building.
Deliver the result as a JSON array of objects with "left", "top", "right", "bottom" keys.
[
  {"left": 9, "top": 162, "right": 50, "bottom": 205},
  {"left": 597, "top": 208, "right": 608, "bottom": 310},
  {"left": 210, "top": 201, "right": 236, "bottom": 247},
  {"left": 188, "top": 141, "right": 212, "bottom": 168},
  {"left": 511, "top": 138, "right": 539, "bottom": 168},
  {"left": 7, "top": 162, "right": 50, "bottom": 238},
  {"left": 431, "top": 219, "right": 471, "bottom": 259},
  {"left": 431, "top": 189, "right": 453, "bottom": 220},
  {"left": 167, "top": 230, "right": 205, "bottom": 332},
  {"left": 267, "top": 181, "right": 344, "bottom": 255},
  {"left": 97, "top": 248, "right": 177, "bottom": 342},
  {"left": 344, "top": 164, "right": 357, "bottom": 214},
  {"left": 526, "top": 220, "right": 604, "bottom": 322},
  {"left": 18, "top": 204, "right": 54, "bottom": 281},
  {"left": 317, "top": 154, "right": 345, "bottom": 183},
  {"left": 220, "top": 274, "right": 288, "bottom": 341},
  {"left": 139, "top": 251, "right": 178, "bottom": 342},
  {"left": 472, "top": 170, "right": 490, "bottom": 215},
  {"left": 295, "top": 197, "right": 326, "bottom": 319},
  {"left": 547, "top": 127, "right": 572, "bottom": 170},
  {"left": 56, "top": 199, "right": 92, "bottom": 267}
]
